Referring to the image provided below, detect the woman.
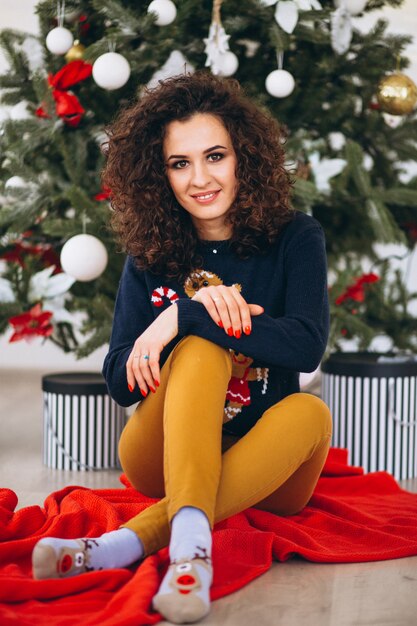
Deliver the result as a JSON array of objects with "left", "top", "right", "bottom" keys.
[{"left": 32, "top": 71, "right": 332, "bottom": 624}]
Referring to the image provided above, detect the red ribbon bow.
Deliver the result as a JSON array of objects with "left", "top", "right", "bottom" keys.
[{"left": 36, "top": 60, "right": 92, "bottom": 127}]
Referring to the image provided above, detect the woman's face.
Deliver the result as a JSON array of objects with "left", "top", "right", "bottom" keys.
[{"left": 163, "top": 113, "right": 238, "bottom": 240}]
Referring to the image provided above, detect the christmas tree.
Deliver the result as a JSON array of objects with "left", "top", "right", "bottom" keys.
[{"left": 0, "top": 0, "right": 416, "bottom": 358}]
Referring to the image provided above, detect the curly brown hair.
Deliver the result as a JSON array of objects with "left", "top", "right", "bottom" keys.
[{"left": 102, "top": 71, "right": 294, "bottom": 282}]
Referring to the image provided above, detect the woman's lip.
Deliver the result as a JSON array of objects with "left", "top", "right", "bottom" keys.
[{"left": 191, "top": 190, "right": 221, "bottom": 203}]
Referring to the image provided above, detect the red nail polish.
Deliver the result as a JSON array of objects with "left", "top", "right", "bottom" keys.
[
  {"left": 128, "top": 383, "right": 134, "bottom": 392},
  {"left": 154, "top": 379, "right": 160, "bottom": 387},
  {"left": 140, "top": 389, "right": 148, "bottom": 397},
  {"left": 149, "top": 386, "right": 156, "bottom": 394},
  {"left": 235, "top": 329, "right": 241, "bottom": 339},
  {"left": 244, "top": 326, "right": 251, "bottom": 335},
  {"left": 227, "top": 327, "right": 233, "bottom": 336},
  {"left": 218, "top": 320, "right": 223, "bottom": 328}
]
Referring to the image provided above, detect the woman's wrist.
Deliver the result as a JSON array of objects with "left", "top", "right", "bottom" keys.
[{"left": 163, "top": 302, "right": 179, "bottom": 340}]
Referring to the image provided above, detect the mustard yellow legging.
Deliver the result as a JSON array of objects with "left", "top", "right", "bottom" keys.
[{"left": 119, "top": 336, "right": 332, "bottom": 556}]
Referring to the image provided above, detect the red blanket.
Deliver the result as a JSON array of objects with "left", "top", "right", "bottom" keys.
[{"left": 1, "top": 448, "right": 417, "bottom": 625}]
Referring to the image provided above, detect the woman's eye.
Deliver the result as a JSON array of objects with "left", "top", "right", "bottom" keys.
[
  {"left": 172, "top": 160, "right": 188, "bottom": 169},
  {"left": 208, "top": 153, "right": 223, "bottom": 162}
]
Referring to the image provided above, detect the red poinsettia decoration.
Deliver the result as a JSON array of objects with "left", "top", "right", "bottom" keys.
[
  {"left": 8, "top": 303, "right": 53, "bottom": 343},
  {"left": 0, "top": 233, "right": 61, "bottom": 271},
  {"left": 335, "top": 273, "right": 380, "bottom": 306},
  {"left": 36, "top": 60, "right": 92, "bottom": 127}
]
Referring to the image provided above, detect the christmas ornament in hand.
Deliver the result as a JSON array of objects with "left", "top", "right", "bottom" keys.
[
  {"left": 147, "top": 0, "right": 177, "bottom": 26},
  {"left": 60, "top": 234, "right": 108, "bottom": 281},
  {"left": 92, "top": 51, "right": 131, "bottom": 90},
  {"left": 377, "top": 73, "right": 417, "bottom": 116}
]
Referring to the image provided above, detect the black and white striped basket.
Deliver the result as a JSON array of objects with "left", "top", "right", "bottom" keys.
[
  {"left": 321, "top": 352, "right": 417, "bottom": 481},
  {"left": 42, "top": 373, "right": 127, "bottom": 471}
]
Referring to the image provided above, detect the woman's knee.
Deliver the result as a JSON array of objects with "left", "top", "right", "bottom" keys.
[
  {"left": 297, "top": 393, "right": 332, "bottom": 437},
  {"left": 171, "top": 335, "right": 232, "bottom": 378},
  {"left": 263, "top": 392, "right": 332, "bottom": 441}
]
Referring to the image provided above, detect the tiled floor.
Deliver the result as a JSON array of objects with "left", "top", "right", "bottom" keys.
[{"left": 1, "top": 368, "right": 417, "bottom": 625}]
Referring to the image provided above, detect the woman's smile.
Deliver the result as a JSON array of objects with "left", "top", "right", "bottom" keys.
[{"left": 191, "top": 190, "right": 221, "bottom": 203}]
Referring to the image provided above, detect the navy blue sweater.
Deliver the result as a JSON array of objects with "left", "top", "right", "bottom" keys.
[{"left": 102, "top": 211, "right": 329, "bottom": 436}]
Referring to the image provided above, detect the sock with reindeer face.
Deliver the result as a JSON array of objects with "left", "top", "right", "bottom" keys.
[
  {"left": 32, "top": 528, "right": 144, "bottom": 579},
  {"left": 152, "top": 506, "right": 213, "bottom": 624}
]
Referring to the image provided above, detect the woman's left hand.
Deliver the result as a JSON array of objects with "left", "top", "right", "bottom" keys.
[
  {"left": 192, "top": 285, "right": 263, "bottom": 338},
  {"left": 126, "top": 304, "right": 178, "bottom": 396}
]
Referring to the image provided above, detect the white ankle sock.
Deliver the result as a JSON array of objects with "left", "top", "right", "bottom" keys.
[
  {"left": 169, "top": 506, "right": 212, "bottom": 562},
  {"left": 32, "top": 527, "right": 144, "bottom": 579}
]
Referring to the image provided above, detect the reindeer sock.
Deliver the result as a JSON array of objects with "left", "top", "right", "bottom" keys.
[
  {"left": 152, "top": 506, "right": 213, "bottom": 624},
  {"left": 32, "top": 528, "right": 144, "bottom": 579}
]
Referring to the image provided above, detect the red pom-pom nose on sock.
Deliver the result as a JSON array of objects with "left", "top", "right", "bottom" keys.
[{"left": 177, "top": 574, "right": 196, "bottom": 594}]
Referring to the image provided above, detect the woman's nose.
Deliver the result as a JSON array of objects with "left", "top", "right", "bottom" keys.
[{"left": 190, "top": 161, "right": 211, "bottom": 187}]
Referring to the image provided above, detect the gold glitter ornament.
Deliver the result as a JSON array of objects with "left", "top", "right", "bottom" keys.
[
  {"left": 377, "top": 72, "right": 417, "bottom": 115},
  {"left": 65, "top": 40, "right": 86, "bottom": 62}
]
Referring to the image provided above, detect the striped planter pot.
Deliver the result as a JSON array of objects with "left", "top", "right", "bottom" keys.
[
  {"left": 321, "top": 352, "right": 417, "bottom": 481},
  {"left": 42, "top": 373, "right": 127, "bottom": 471}
]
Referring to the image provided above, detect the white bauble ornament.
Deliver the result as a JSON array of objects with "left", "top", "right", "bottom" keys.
[
  {"left": 92, "top": 52, "right": 131, "bottom": 90},
  {"left": 217, "top": 51, "right": 239, "bottom": 77},
  {"left": 148, "top": 0, "right": 177, "bottom": 26},
  {"left": 60, "top": 234, "right": 108, "bottom": 282},
  {"left": 265, "top": 69, "right": 295, "bottom": 98},
  {"left": 5, "top": 176, "right": 27, "bottom": 189},
  {"left": 45, "top": 26, "right": 74, "bottom": 55},
  {"left": 333, "top": 0, "right": 367, "bottom": 15}
]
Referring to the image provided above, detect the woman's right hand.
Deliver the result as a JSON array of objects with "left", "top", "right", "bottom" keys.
[
  {"left": 191, "top": 285, "right": 263, "bottom": 338},
  {"left": 126, "top": 303, "right": 178, "bottom": 397}
]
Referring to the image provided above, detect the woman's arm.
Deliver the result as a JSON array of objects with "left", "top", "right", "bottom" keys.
[
  {"left": 176, "top": 225, "right": 329, "bottom": 372},
  {"left": 102, "top": 257, "right": 169, "bottom": 406}
]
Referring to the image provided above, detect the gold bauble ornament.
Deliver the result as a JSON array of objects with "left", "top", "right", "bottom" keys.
[
  {"left": 65, "top": 40, "right": 86, "bottom": 62},
  {"left": 377, "top": 72, "right": 417, "bottom": 115}
]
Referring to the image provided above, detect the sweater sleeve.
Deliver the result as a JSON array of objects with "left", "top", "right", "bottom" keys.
[
  {"left": 102, "top": 256, "right": 156, "bottom": 406},
  {"left": 176, "top": 224, "right": 329, "bottom": 372}
]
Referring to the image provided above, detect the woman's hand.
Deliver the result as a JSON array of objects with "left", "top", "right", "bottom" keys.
[
  {"left": 126, "top": 304, "right": 178, "bottom": 397},
  {"left": 192, "top": 285, "right": 263, "bottom": 338}
]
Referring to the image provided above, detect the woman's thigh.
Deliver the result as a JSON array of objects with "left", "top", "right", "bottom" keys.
[
  {"left": 253, "top": 393, "right": 332, "bottom": 515},
  {"left": 118, "top": 335, "right": 232, "bottom": 498}
]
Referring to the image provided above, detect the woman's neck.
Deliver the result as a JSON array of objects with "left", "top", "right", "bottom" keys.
[{"left": 194, "top": 222, "right": 232, "bottom": 242}]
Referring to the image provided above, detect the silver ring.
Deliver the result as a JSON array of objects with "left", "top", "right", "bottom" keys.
[{"left": 143, "top": 355, "right": 149, "bottom": 360}]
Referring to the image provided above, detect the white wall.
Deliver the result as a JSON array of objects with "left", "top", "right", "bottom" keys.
[{"left": 0, "top": 1, "right": 416, "bottom": 369}]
